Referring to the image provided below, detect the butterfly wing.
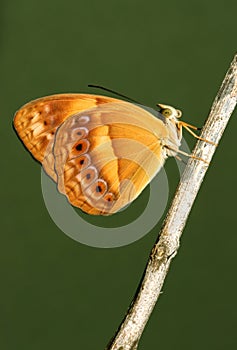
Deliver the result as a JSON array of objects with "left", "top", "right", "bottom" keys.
[
  {"left": 52, "top": 101, "right": 168, "bottom": 215},
  {"left": 13, "top": 94, "right": 118, "bottom": 180}
]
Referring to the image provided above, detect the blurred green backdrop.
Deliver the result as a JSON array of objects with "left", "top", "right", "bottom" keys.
[{"left": 1, "top": 0, "right": 237, "bottom": 349}]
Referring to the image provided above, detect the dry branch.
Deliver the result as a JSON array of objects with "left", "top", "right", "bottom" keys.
[{"left": 106, "top": 54, "right": 237, "bottom": 350}]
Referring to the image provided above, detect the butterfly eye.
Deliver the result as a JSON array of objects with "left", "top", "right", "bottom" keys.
[{"left": 162, "top": 108, "right": 172, "bottom": 117}]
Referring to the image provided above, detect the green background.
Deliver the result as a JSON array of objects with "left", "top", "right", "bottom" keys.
[{"left": 1, "top": 0, "right": 237, "bottom": 349}]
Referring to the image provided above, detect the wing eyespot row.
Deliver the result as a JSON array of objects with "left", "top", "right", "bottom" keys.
[
  {"left": 75, "top": 161, "right": 116, "bottom": 209},
  {"left": 66, "top": 114, "right": 115, "bottom": 210},
  {"left": 57, "top": 113, "right": 116, "bottom": 213}
]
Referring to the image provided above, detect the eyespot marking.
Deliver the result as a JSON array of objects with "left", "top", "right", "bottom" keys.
[
  {"left": 73, "top": 154, "right": 91, "bottom": 172},
  {"left": 85, "top": 179, "right": 108, "bottom": 200},
  {"left": 78, "top": 166, "right": 98, "bottom": 189},
  {"left": 96, "top": 185, "right": 102, "bottom": 193},
  {"left": 72, "top": 139, "right": 90, "bottom": 157},
  {"left": 79, "top": 115, "right": 90, "bottom": 124},
  {"left": 71, "top": 127, "right": 89, "bottom": 140},
  {"left": 103, "top": 192, "right": 115, "bottom": 203}
]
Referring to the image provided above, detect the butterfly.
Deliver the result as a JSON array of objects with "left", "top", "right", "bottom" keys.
[{"left": 14, "top": 93, "right": 209, "bottom": 215}]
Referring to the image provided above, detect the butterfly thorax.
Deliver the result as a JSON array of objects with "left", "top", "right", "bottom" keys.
[{"left": 157, "top": 104, "right": 182, "bottom": 158}]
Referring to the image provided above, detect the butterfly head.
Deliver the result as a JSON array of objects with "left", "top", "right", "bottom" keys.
[{"left": 157, "top": 103, "right": 182, "bottom": 122}]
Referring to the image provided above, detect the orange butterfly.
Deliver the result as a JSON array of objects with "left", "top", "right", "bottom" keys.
[{"left": 14, "top": 93, "right": 208, "bottom": 215}]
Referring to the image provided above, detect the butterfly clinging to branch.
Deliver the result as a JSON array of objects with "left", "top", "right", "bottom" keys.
[{"left": 14, "top": 92, "right": 214, "bottom": 215}]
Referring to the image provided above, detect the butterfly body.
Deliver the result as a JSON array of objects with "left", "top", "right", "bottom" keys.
[{"left": 14, "top": 94, "right": 182, "bottom": 215}]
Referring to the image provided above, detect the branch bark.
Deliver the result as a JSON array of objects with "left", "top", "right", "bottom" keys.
[{"left": 106, "top": 54, "right": 237, "bottom": 350}]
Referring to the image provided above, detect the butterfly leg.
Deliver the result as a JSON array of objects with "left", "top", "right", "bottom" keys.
[
  {"left": 165, "top": 145, "right": 209, "bottom": 164},
  {"left": 178, "top": 121, "right": 218, "bottom": 146}
]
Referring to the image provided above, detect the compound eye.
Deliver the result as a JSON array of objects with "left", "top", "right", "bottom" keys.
[{"left": 162, "top": 108, "right": 172, "bottom": 117}]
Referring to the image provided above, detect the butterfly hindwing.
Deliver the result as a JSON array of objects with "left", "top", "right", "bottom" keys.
[{"left": 52, "top": 101, "right": 167, "bottom": 214}]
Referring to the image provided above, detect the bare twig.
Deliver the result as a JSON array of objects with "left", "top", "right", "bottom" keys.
[{"left": 106, "top": 54, "right": 237, "bottom": 350}]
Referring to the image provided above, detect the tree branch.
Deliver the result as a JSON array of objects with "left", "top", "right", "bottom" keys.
[{"left": 106, "top": 54, "right": 237, "bottom": 350}]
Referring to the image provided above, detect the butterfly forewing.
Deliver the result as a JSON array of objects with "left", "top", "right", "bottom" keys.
[{"left": 13, "top": 94, "right": 118, "bottom": 181}]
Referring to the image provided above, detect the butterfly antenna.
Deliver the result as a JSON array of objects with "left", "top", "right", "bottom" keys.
[{"left": 88, "top": 84, "right": 140, "bottom": 104}]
